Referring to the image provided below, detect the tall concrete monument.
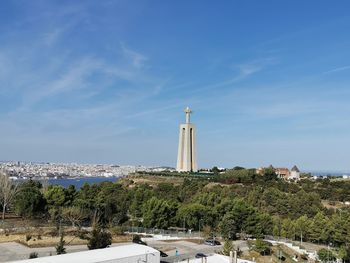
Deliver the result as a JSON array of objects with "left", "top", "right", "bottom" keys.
[{"left": 176, "top": 107, "right": 197, "bottom": 172}]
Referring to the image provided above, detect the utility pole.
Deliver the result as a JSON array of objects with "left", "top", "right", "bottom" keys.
[
  {"left": 198, "top": 219, "right": 201, "bottom": 244},
  {"left": 59, "top": 218, "right": 62, "bottom": 237},
  {"left": 278, "top": 247, "right": 282, "bottom": 263},
  {"left": 131, "top": 210, "right": 134, "bottom": 240}
]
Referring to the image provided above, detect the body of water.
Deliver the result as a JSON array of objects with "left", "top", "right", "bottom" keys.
[{"left": 47, "top": 177, "right": 120, "bottom": 188}]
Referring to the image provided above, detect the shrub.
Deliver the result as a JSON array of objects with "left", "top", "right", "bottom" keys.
[
  {"left": 132, "top": 234, "right": 142, "bottom": 243},
  {"left": 254, "top": 239, "right": 272, "bottom": 255},
  {"left": 29, "top": 252, "right": 38, "bottom": 259},
  {"left": 55, "top": 233, "right": 66, "bottom": 255},
  {"left": 77, "top": 229, "right": 89, "bottom": 240},
  {"left": 222, "top": 239, "right": 234, "bottom": 256},
  {"left": 87, "top": 226, "right": 112, "bottom": 250},
  {"left": 318, "top": 248, "right": 336, "bottom": 262}
]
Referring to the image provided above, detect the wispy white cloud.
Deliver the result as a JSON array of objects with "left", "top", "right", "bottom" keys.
[
  {"left": 9, "top": 57, "right": 104, "bottom": 109},
  {"left": 124, "top": 103, "right": 183, "bottom": 119},
  {"left": 43, "top": 58, "right": 102, "bottom": 96},
  {"left": 235, "top": 57, "right": 278, "bottom": 78},
  {"left": 323, "top": 65, "right": 350, "bottom": 74},
  {"left": 237, "top": 63, "right": 263, "bottom": 77},
  {"left": 43, "top": 28, "right": 64, "bottom": 46},
  {"left": 41, "top": 19, "right": 78, "bottom": 47},
  {"left": 120, "top": 42, "right": 148, "bottom": 69},
  {"left": 0, "top": 32, "right": 171, "bottom": 151},
  {"left": 187, "top": 57, "right": 278, "bottom": 95}
]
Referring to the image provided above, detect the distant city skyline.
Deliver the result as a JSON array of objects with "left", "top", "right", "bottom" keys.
[{"left": 1, "top": 1, "right": 350, "bottom": 171}]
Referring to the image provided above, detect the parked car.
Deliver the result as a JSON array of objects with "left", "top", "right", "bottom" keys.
[
  {"left": 277, "top": 255, "right": 286, "bottom": 261},
  {"left": 159, "top": 251, "right": 168, "bottom": 257},
  {"left": 204, "top": 239, "right": 221, "bottom": 246},
  {"left": 195, "top": 253, "right": 207, "bottom": 258},
  {"left": 214, "top": 240, "right": 221, "bottom": 245}
]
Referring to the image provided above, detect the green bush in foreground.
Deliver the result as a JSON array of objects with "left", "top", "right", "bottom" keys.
[
  {"left": 87, "top": 225, "right": 112, "bottom": 250},
  {"left": 29, "top": 252, "right": 38, "bottom": 259},
  {"left": 55, "top": 233, "right": 66, "bottom": 255}
]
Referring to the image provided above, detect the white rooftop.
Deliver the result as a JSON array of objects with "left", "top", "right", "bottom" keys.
[{"left": 10, "top": 244, "right": 160, "bottom": 263}]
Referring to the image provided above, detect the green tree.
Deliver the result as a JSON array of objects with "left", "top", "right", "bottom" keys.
[
  {"left": 309, "top": 212, "right": 329, "bottom": 243},
  {"left": 328, "top": 213, "right": 348, "bottom": 246},
  {"left": 55, "top": 233, "right": 66, "bottom": 255},
  {"left": 45, "top": 185, "right": 67, "bottom": 220},
  {"left": 246, "top": 188, "right": 263, "bottom": 208},
  {"left": 95, "top": 182, "right": 129, "bottom": 226},
  {"left": 45, "top": 185, "right": 66, "bottom": 207},
  {"left": 262, "top": 168, "right": 277, "bottom": 181},
  {"left": 73, "top": 183, "right": 100, "bottom": 210},
  {"left": 318, "top": 248, "right": 336, "bottom": 262},
  {"left": 229, "top": 199, "right": 270, "bottom": 237},
  {"left": 254, "top": 239, "right": 272, "bottom": 255},
  {"left": 87, "top": 225, "right": 112, "bottom": 250},
  {"left": 219, "top": 213, "right": 237, "bottom": 240},
  {"left": 295, "top": 215, "right": 309, "bottom": 244},
  {"left": 155, "top": 183, "right": 176, "bottom": 200},
  {"left": 229, "top": 199, "right": 253, "bottom": 233},
  {"left": 338, "top": 246, "right": 349, "bottom": 263},
  {"left": 129, "top": 184, "right": 154, "bottom": 218},
  {"left": 142, "top": 197, "right": 177, "bottom": 229},
  {"left": 177, "top": 203, "right": 213, "bottom": 229},
  {"left": 219, "top": 169, "right": 256, "bottom": 184},
  {"left": 194, "top": 192, "right": 221, "bottom": 207},
  {"left": 212, "top": 166, "right": 220, "bottom": 176},
  {"left": 281, "top": 218, "right": 295, "bottom": 239},
  {"left": 290, "top": 190, "right": 322, "bottom": 218},
  {"left": 15, "top": 181, "right": 45, "bottom": 218},
  {"left": 64, "top": 185, "right": 77, "bottom": 206},
  {"left": 222, "top": 239, "right": 234, "bottom": 256},
  {"left": 214, "top": 198, "right": 235, "bottom": 218}
]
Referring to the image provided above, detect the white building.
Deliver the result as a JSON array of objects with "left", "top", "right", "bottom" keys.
[
  {"left": 10, "top": 244, "right": 160, "bottom": 263},
  {"left": 176, "top": 107, "right": 198, "bottom": 172},
  {"left": 290, "top": 165, "right": 300, "bottom": 180}
]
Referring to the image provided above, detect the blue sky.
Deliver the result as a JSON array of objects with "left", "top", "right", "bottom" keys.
[{"left": 1, "top": 1, "right": 350, "bottom": 171}]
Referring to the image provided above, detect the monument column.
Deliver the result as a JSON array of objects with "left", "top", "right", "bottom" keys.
[{"left": 176, "top": 107, "right": 198, "bottom": 172}]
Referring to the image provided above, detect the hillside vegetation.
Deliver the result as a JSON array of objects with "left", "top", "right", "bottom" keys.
[{"left": 1, "top": 168, "right": 350, "bottom": 260}]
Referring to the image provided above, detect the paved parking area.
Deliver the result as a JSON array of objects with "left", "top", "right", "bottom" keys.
[{"left": 147, "top": 240, "right": 248, "bottom": 263}]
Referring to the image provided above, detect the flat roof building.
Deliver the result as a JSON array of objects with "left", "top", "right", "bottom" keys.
[{"left": 10, "top": 244, "right": 160, "bottom": 263}]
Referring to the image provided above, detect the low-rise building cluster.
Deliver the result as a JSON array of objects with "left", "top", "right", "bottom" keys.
[
  {"left": 0, "top": 161, "right": 156, "bottom": 179},
  {"left": 257, "top": 165, "right": 301, "bottom": 181}
]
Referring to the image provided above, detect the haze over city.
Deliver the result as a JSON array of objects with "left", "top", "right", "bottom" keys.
[{"left": 1, "top": 1, "right": 350, "bottom": 171}]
